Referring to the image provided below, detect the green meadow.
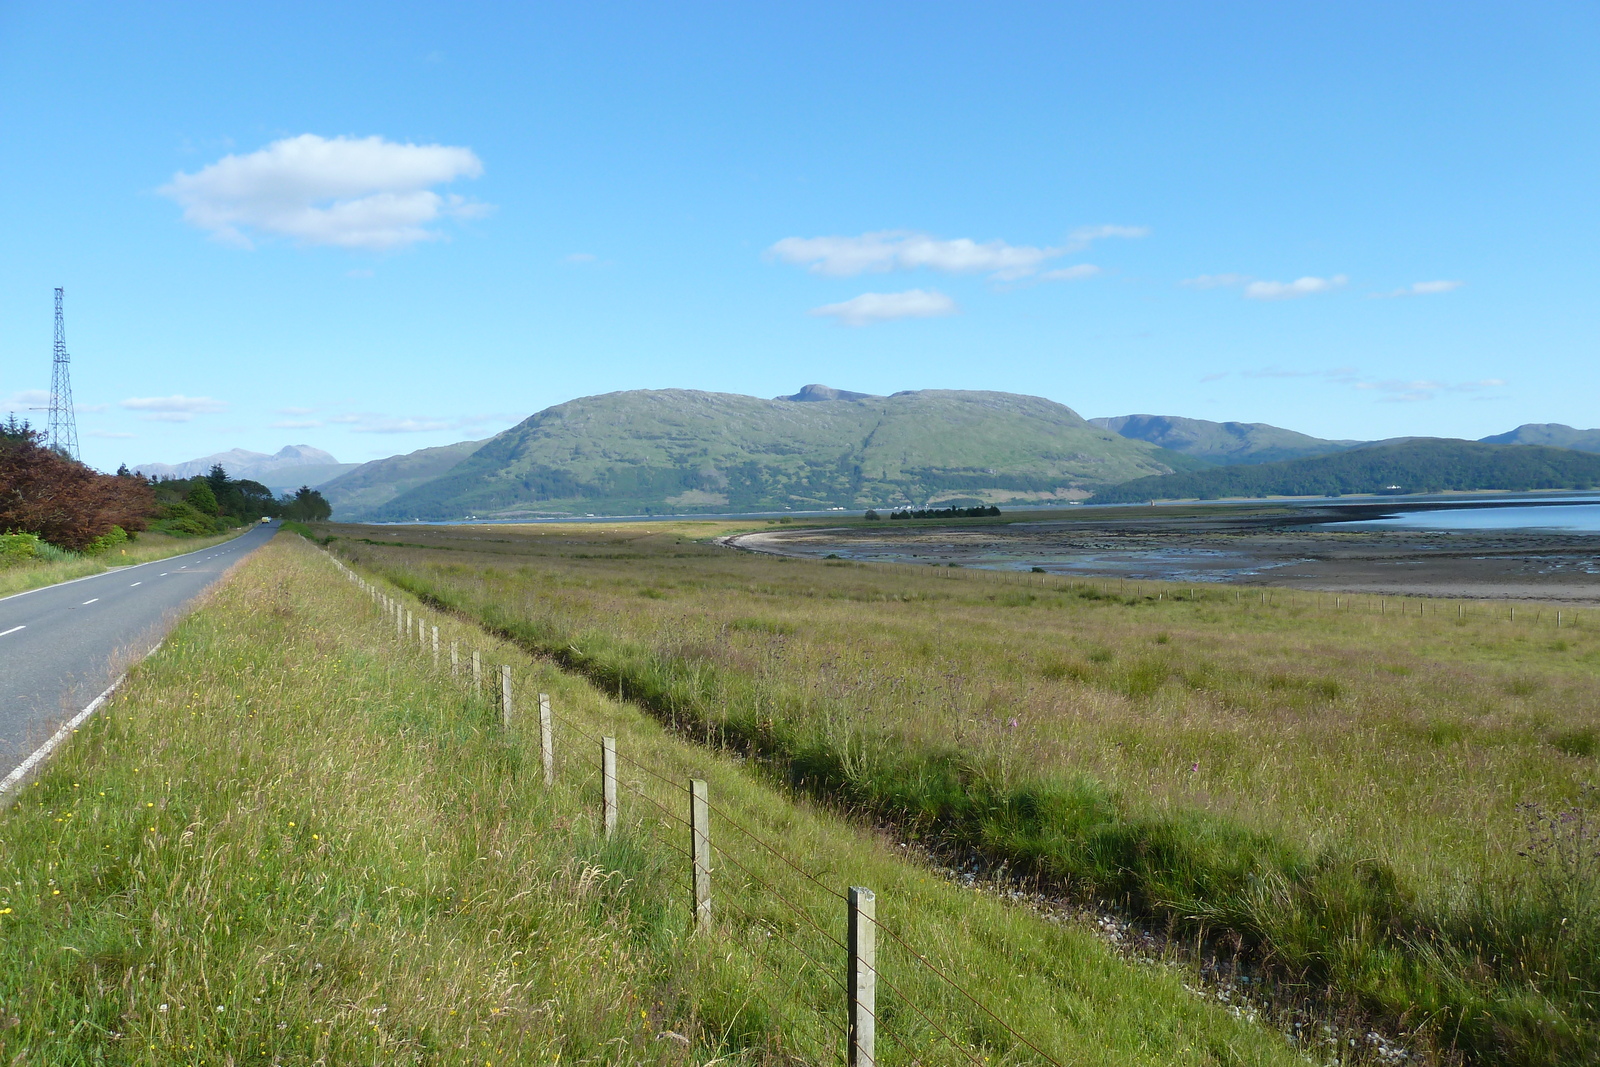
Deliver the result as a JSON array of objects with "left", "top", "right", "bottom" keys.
[
  {"left": 0, "top": 534, "right": 1310, "bottom": 1065},
  {"left": 328, "top": 519, "right": 1600, "bottom": 1066}
]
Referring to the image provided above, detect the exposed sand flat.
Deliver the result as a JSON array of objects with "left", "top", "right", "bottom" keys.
[{"left": 727, "top": 512, "right": 1600, "bottom": 604}]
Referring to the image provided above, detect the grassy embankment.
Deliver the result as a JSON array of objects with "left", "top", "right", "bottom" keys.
[
  {"left": 0, "top": 529, "right": 246, "bottom": 599},
  {"left": 328, "top": 520, "right": 1600, "bottom": 1066},
  {"left": 0, "top": 534, "right": 1309, "bottom": 1065}
]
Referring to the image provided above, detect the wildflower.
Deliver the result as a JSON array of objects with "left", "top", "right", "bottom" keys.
[{"left": 157, "top": 1004, "right": 168, "bottom": 1013}]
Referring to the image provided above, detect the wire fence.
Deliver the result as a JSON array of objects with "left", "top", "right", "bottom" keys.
[{"left": 320, "top": 549, "right": 1074, "bottom": 1066}]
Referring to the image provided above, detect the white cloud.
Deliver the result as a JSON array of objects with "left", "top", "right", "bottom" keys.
[
  {"left": 808, "top": 289, "right": 958, "bottom": 327},
  {"left": 1180, "top": 273, "right": 1251, "bottom": 290},
  {"left": 160, "top": 134, "right": 489, "bottom": 251},
  {"left": 328, "top": 411, "right": 515, "bottom": 434},
  {"left": 1374, "top": 280, "right": 1464, "bottom": 298},
  {"left": 353, "top": 418, "right": 452, "bottom": 434},
  {"left": 565, "top": 252, "right": 599, "bottom": 263},
  {"left": 1064, "top": 224, "right": 1150, "bottom": 251},
  {"left": 769, "top": 231, "right": 1047, "bottom": 279},
  {"left": 4, "top": 389, "right": 50, "bottom": 409},
  {"left": 1243, "top": 275, "right": 1348, "bottom": 300},
  {"left": 1040, "top": 264, "right": 1102, "bottom": 282},
  {"left": 773, "top": 227, "right": 1140, "bottom": 280},
  {"left": 120, "top": 395, "right": 227, "bottom": 423},
  {"left": 1354, "top": 376, "right": 1504, "bottom": 402},
  {"left": 276, "top": 406, "right": 317, "bottom": 415},
  {"left": 271, "top": 419, "right": 324, "bottom": 429},
  {"left": 87, "top": 430, "right": 136, "bottom": 439}
]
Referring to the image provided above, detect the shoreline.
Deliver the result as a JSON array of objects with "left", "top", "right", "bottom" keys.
[{"left": 725, "top": 512, "right": 1600, "bottom": 604}]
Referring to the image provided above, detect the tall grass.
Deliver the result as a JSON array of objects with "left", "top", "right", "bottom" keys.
[
  {"left": 0, "top": 529, "right": 244, "bottom": 599},
  {"left": 330, "top": 521, "right": 1600, "bottom": 1065},
  {"left": 0, "top": 535, "right": 1309, "bottom": 1065}
]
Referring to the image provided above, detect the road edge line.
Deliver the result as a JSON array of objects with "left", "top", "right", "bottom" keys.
[{"left": 0, "top": 640, "right": 163, "bottom": 801}]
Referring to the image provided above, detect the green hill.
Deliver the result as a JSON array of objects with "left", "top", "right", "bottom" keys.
[
  {"left": 1089, "top": 413, "right": 1363, "bottom": 465},
  {"left": 321, "top": 439, "right": 488, "bottom": 519},
  {"left": 1480, "top": 423, "right": 1600, "bottom": 453},
  {"left": 1086, "top": 438, "right": 1600, "bottom": 503},
  {"left": 365, "top": 386, "right": 1200, "bottom": 519}
]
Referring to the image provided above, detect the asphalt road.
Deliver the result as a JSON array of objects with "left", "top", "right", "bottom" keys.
[{"left": 0, "top": 521, "right": 278, "bottom": 780}]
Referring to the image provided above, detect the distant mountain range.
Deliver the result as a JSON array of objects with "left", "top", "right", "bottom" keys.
[
  {"left": 318, "top": 439, "right": 488, "bottom": 516},
  {"left": 1089, "top": 414, "right": 1363, "bottom": 465},
  {"left": 134, "top": 445, "right": 356, "bottom": 490},
  {"left": 1087, "top": 439, "right": 1600, "bottom": 504},
  {"left": 1092, "top": 415, "right": 1600, "bottom": 464},
  {"left": 339, "top": 386, "right": 1200, "bottom": 520},
  {"left": 1479, "top": 423, "right": 1600, "bottom": 453},
  {"left": 132, "top": 401, "right": 1600, "bottom": 519}
]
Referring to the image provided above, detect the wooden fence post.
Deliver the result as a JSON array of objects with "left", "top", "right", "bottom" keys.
[
  {"left": 450, "top": 640, "right": 460, "bottom": 676},
  {"left": 472, "top": 651, "right": 482, "bottom": 695},
  {"left": 397, "top": 606, "right": 405, "bottom": 638},
  {"left": 501, "top": 665, "right": 513, "bottom": 728},
  {"left": 431, "top": 626, "right": 440, "bottom": 667},
  {"left": 690, "top": 778, "right": 711, "bottom": 932},
  {"left": 602, "top": 736, "right": 617, "bottom": 838},
  {"left": 848, "top": 886, "right": 877, "bottom": 1067},
  {"left": 539, "top": 693, "right": 554, "bottom": 785}
]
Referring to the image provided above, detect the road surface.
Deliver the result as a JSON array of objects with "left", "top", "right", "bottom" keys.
[{"left": 0, "top": 522, "right": 277, "bottom": 783}]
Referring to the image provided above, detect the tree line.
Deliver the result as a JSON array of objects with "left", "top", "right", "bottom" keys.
[
  {"left": 863, "top": 505, "right": 1002, "bottom": 520},
  {"left": 1, "top": 416, "right": 330, "bottom": 557}
]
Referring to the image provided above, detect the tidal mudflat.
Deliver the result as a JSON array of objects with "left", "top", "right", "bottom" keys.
[{"left": 730, "top": 502, "right": 1600, "bottom": 602}]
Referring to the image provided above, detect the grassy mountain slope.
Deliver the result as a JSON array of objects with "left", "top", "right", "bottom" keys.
[
  {"left": 321, "top": 438, "right": 488, "bottom": 518},
  {"left": 1481, "top": 423, "right": 1600, "bottom": 453},
  {"left": 370, "top": 387, "right": 1199, "bottom": 519},
  {"left": 1087, "top": 438, "right": 1600, "bottom": 503},
  {"left": 1090, "top": 413, "right": 1362, "bottom": 465}
]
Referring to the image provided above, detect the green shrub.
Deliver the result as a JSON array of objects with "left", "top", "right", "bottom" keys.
[
  {"left": 0, "top": 532, "right": 42, "bottom": 565},
  {"left": 82, "top": 524, "right": 129, "bottom": 556},
  {"left": 152, "top": 500, "right": 223, "bottom": 537},
  {"left": 0, "top": 532, "right": 78, "bottom": 565}
]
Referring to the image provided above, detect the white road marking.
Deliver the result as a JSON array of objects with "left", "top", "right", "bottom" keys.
[
  {"left": 0, "top": 625, "right": 24, "bottom": 637},
  {"left": 159, "top": 572, "right": 167, "bottom": 576},
  {"left": 0, "top": 645, "right": 160, "bottom": 798},
  {"left": 82, "top": 598, "right": 99, "bottom": 605},
  {"left": 130, "top": 582, "right": 141, "bottom": 587}
]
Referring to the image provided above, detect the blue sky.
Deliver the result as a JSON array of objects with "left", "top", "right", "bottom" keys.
[{"left": 2, "top": 2, "right": 1596, "bottom": 472}]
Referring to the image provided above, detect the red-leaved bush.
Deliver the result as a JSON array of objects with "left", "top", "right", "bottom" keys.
[{"left": 0, "top": 424, "right": 155, "bottom": 551}]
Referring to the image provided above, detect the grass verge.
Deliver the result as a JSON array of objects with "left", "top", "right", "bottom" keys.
[
  {"left": 0, "top": 534, "right": 1309, "bottom": 1065},
  {"left": 0, "top": 529, "right": 247, "bottom": 599}
]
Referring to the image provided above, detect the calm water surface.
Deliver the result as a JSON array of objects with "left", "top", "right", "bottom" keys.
[{"left": 1339, "top": 500, "right": 1600, "bottom": 532}]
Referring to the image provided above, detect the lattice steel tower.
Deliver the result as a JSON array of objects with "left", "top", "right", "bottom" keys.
[{"left": 47, "top": 287, "right": 79, "bottom": 459}]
